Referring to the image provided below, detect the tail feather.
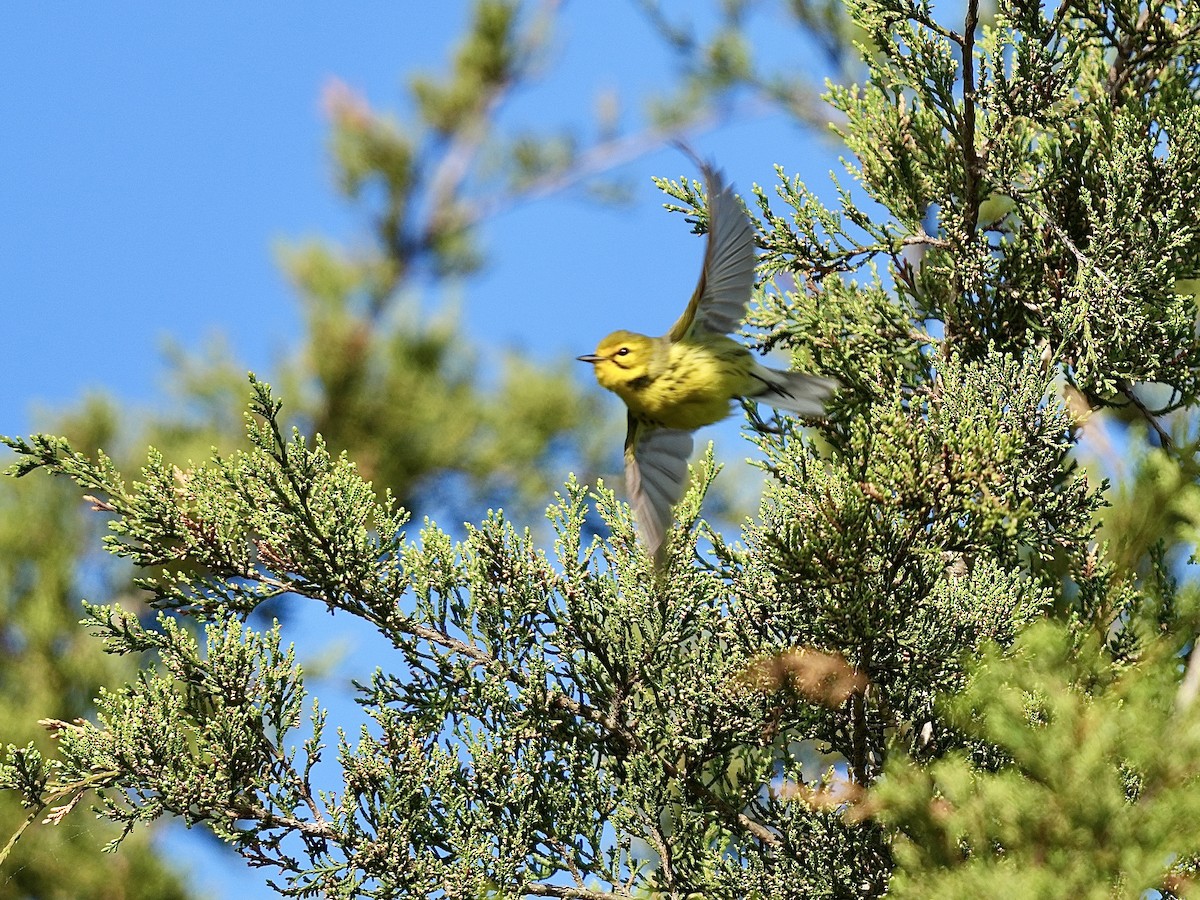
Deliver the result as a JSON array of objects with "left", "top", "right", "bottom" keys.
[{"left": 750, "top": 363, "right": 838, "bottom": 416}]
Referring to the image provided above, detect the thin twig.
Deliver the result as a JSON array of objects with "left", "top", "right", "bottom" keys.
[
  {"left": 1043, "top": 216, "right": 1118, "bottom": 292},
  {"left": 1118, "top": 381, "right": 1172, "bottom": 448}
]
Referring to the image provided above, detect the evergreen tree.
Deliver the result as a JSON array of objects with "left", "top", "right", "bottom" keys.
[
  {"left": 0, "top": 402, "right": 193, "bottom": 900},
  {"left": 0, "top": 2, "right": 841, "bottom": 894},
  {"left": 6, "top": 0, "right": 1200, "bottom": 897}
]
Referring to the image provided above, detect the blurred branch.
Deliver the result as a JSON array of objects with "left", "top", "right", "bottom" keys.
[
  {"left": 465, "top": 111, "right": 723, "bottom": 222},
  {"left": 635, "top": 0, "right": 849, "bottom": 129},
  {"left": 1118, "top": 381, "right": 1173, "bottom": 449}
]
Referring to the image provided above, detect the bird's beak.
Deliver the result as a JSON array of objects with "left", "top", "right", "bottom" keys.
[{"left": 576, "top": 354, "right": 603, "bottom": 363}]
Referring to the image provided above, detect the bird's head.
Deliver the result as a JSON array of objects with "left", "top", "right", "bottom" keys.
[{"left": 577, "top": 330, "right": 661, "bottom": 395}]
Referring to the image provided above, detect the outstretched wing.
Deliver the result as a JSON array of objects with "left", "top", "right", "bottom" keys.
[
  {"left": 624, "top": 412, "right": 694, "bottom": 560},
  {"left": 665, "top": 163, "right": 757, "bottom": 343}
]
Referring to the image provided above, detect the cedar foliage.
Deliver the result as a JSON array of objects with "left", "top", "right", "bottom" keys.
[{"left": 5, "top": 0, "right": 1200, "bottom": 897}]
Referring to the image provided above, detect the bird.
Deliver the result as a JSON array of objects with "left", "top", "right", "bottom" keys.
[{"left": 577, "top": 162, "right": 837, "bottom": 561}]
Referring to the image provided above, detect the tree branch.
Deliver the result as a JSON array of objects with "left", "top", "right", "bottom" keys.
[
  {"left": 523, "top": 883, "right": 626, "bottom": 899},
  {"left": 960, "top": 0, "right": 982, "bottom": 237},
  {"left": 1117, "top": 381, "right": 1173, "bottom": 449}
]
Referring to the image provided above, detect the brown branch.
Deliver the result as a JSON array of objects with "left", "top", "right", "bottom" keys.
[
  {"left": 902, "top": 230, "right": 950, "bottom": 250},
  {"left": 1042, "top": 214, "right": 1118, "bottom": 292},
  {"left": 523, "top": 884, "right": 626, "bottom": 899},
  {"left": 1106, "top": 8, "right": 1151, "bottom": 104},
  {"left": 235, "top": 804, "right": 347, "bottom": 844},
  {"left": 645, "top": 807, "right": 677, "bottom": 891},
  {"left": 960, "top": 0, "right": 982, "bottom": 237},
  {"left": 849, "top": 681, "right": 869, "bottom": 785},
  {"left": 1118, "top": 381, "right": 1172, "bottom": 449},
  {"left": 1048, "top": 0, "right": 1076, "bottom": 34},
  {"left": 262, "top": 723, "right": 329, "bottom": 838}
]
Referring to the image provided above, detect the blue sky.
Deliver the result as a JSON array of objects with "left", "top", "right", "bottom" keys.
[
  {"left": 0, "top": 4, "right": 844, "bottom": 897},
  {"left": 1, "top": 3, "right": 842, "bottom": 435}
]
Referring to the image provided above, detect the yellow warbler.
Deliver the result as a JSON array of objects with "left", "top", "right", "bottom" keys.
[{"left": 578, "top": 163, "right": 836, "bottom": 559}]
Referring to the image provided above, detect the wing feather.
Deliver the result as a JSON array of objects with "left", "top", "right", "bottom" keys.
[
  {"left": 665, "top": 164, "right": 757, "bottom": 343},
  {"left": 624, "top": 413, "right": 694, "bottom": 560}
]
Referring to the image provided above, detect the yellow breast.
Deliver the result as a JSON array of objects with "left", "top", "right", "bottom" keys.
[{"left": 622, "top": 336, "right": 755, "bottom": 430}]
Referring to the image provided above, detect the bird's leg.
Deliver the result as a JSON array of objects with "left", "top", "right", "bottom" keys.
[{"left": 746, "top": 403, "right": 784, "bottom": 435}]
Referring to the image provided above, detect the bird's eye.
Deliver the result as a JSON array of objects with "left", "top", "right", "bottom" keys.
[{"left": 616, "top": 347, "right": 630, "bottom": 356}]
